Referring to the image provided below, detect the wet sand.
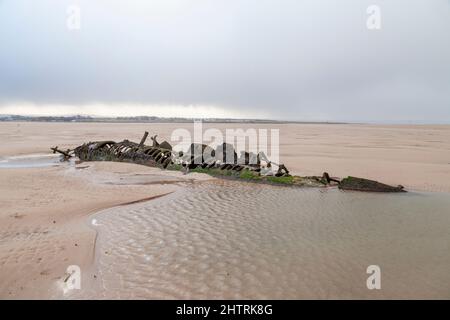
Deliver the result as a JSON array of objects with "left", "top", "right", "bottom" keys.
[
  {"left": 74, "top": 181, "right": 450, "bottom": 299},
  {"left": 0, "top": 121, "right": 449, "bottom": 299},
  {"left": 0, "top": 159, "right": 210, "bottom": 299}
]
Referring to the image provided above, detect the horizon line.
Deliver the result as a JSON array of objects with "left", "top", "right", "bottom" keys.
[{"left": 1, "top": 114, "right": 450, "bottom": 125}]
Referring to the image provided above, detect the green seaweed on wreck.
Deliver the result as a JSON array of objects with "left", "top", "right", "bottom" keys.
[
  {"left": 266, "top": 175, "right": 294, "bottom": 184},
  {"left": 185, "top": 166, "right": 307, "bottom": 186},
  {"left": 239, "top": 170, "right": 262, "bottom": 180}
]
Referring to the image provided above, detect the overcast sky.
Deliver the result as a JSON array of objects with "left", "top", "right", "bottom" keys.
[{"left": 0, "top": 0, "right": 449, "bottom": 122}]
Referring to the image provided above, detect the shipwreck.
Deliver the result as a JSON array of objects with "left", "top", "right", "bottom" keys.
[{"left": 52, "top": 131, "right": 406, "bottom": 193}]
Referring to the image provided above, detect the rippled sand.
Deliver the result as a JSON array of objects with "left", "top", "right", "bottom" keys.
[
  {"left": 0, "top": 160, "right": 199, "bottom": 299},
  {"left": 72, "top": 180, "right": 450, "bottom": 299},
  {"left": 2, "top": 122, "right": 450, "bottom": 299}
]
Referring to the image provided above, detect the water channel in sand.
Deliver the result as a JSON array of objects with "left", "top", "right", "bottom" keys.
[
  {"left": 0, "top": 154, "right": 62, "bottom": 168},
  {"left": 71, "top": 180, "right": 450, "bottom": 299}
]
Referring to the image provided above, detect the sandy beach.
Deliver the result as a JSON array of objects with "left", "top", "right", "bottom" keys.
[
  {"left": 2, "top": 0, "right": 449, "bottom": 304},
  {"left": 1, "top": 121, "right": 450, "bottom": 299},
  {"left": 2, "top": 121, "right": 450, "bottom": 192}
]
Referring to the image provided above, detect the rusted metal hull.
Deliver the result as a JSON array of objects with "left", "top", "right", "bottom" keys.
[{"left": 61, "top": 133, "right": 406, "bottom": 192}]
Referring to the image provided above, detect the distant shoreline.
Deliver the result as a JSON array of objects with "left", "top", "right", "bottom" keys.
[
  {"left": 2, "top": 115, "right": 450, "bottom": 125},
  {"left": 0, "top": 115, "right": 348, "bottom": 125}
]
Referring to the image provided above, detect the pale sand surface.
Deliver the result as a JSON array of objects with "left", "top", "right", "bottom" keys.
[
  {"left": 1, "top": 121, "right": 450, "bottom": 192},
  {"left": 0, "top": 121, "right": 449, "bottom": 299}
]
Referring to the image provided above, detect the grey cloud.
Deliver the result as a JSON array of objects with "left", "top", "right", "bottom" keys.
[{"left": 0, "top": 0, "right": 449, "bottom": 122}]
